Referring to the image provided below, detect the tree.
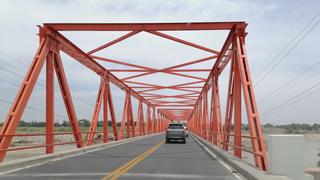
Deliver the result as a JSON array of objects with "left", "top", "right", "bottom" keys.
[{"left": 79, "top": 119, "right": 90, "bottom": 127}]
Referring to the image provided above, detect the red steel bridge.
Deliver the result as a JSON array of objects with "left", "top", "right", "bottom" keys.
[{"left": 0, "top": 22, "right": 268, "bottom": 179}]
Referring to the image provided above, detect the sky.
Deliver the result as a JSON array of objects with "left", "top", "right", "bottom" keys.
[{"left": 0, "top": 0, "right": 320, "bottom": 125}]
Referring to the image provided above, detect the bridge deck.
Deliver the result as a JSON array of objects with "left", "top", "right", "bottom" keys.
[{"left": 1, "top": 134, "right": 240, "bottom": 180}]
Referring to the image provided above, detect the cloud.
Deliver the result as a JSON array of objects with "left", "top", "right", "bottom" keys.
[{"left": 0, "top": 0, "right": 320, "bottom": 124}]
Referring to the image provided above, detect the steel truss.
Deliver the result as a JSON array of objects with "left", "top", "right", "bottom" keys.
[{"left": 0, "top": 22, "right": 267, "bottom": 170}]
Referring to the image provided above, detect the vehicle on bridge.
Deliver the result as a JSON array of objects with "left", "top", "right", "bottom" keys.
[{"left": 165, "top": 123, "right": 187, "bottom": 143}]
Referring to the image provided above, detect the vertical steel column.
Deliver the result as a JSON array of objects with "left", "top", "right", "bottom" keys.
[
  {"left": 191, "top": 113, "right": 195, "bottom": 132},
  {"left": 233, "top": 49, "right": 242, "bottom": 158},
  {"left": 161, "top": 115, "right": 164, "bottom": 131},
  {"left": 211, "top": 75, "right": 222, "bottom": 146},
  {"left": 198, "top": 104, "right": 201, "bottom": 136},
  {"left": 146, "top": 106, "right": 151, "bottom": 134},
  {"left": 0, "top": 39, "right": 50, "bottom": 161},
  {"left": 162, "top": 117, "right": 165, "bottom": 131},
  {"left": 209, "top": 79, "right": 214, "bottom": 143},
  {"left": 141, "top": 100, "right": 145, "bottom": 135},
  {"left": 156, "top": 112, "right": 159, "bottom": 133},
  {"left": 54, "top": 52, "right": 83, "bottom": 148},
  {"left": 151, "top": 107, "right": 156, "bottom": 133},
  {"left": 103, "top": 75, "right": 109, "bottom": 143},
  {"left": 154, "top": 108, "right": 157, "bottom": 133},
  {"left": 127, "top": 94, "right": 135, "bottom": 137},
  {"left": 107, "top": 81, "right": 118, "bottom": 141},
  {"left": 196, "top": 103, "right": 200, "bottom": 136},
  {"left": 202, "top": 91, "right": 209, "bottom": 140},
  {"left": 156, "top": 109, "right": 158, "bottom": 133},
  {"left": 157, "top": 111, "right": 161, "bottom": 132},
  {"left": 46, "top": 51, "right": 55, "bottom": 154},
  {"left": 235, "top": 34, "right": 268, "bottom": 170},
  {"left": 136, "top": 99, "right": 144, "bottom": 136},
  {"left": 136, "top": 101, "right": 141, "bottom": 136},
  {"left": 198, "top": 98, "right": 203, "bottom": 137},
  {"left": 119, "top": 92, "right": 129, "bottom": 139},
  {"left": 160, "top": 113, "right": 163, "bottom": 132},
  {"left": 126, "top": 95, "right": 131, "bottom": 138},
  {"left": 193, "top": 107, "right": 196, "bottom": 134}
]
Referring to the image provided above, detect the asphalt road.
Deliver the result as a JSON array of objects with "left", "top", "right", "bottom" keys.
[{"left": 0, "top": 134, "right": 241, "bottom": 180}]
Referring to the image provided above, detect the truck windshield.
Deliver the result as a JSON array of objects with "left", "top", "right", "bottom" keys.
[{"left": 168, "top": 125, "right": 184, "bottom": 129}]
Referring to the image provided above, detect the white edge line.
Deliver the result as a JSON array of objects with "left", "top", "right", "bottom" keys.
[
  {"left": 192, "top": 135, "right": 244, "bottom": 180},
  {"left": 0, "top": 134, "right": 156, "bottom": 175}
]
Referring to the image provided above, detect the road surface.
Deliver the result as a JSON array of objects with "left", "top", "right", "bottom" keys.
[{"left": 0, "top": 134, "right": 241, "bottom": 180}]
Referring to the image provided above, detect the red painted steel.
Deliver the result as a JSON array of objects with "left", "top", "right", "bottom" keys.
[
  {"left": 234, "top": 34, "right": 268, "bottom": 170},
  {"left": 87, "top": 31, "right": 140, "bottom": 55},
  {"left": 146, "top": 106, "right": 151, "bottom": 134},
  {"left": 103, "top": 76, "right": 109, "bottom": 143},
  {"left": 54, "top": 52, "right": 84, "bottom": 148},
  {"left": 136, "top": 99, "right": 145, "bottom": 136},
  {"left": 43, "top": 22, "right": 246, "bottom": 31},
  {"left": 233, "top": 51, "right": 242, "bottom": 158},
  {"left": 106, "top": 78, "right": 119, "bottom": 141},
  {"left": 147, "top": 31, "right": 220, "bottom": 54},
  {"left": 46, "top": 51, "right": 54, "bottom": 154},
  {"left": 119, "top": 91, "right": 136, "bottom": 139},
  {"left": 0, "top": 22, "right": 267, "bottom": 171},
  {"left": 86, "top": 78, "right": 106, "bottom": 145},
  {"left": 223, "top": 58, "right": 235, "bottom": 150},
  {"left": 0, "top": 39, "right": 51, "bottom": 161}
]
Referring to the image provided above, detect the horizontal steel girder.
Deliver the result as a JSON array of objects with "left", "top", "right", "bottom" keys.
[{"left": 44, "top": 22, "right": 247, "bottom": 31}]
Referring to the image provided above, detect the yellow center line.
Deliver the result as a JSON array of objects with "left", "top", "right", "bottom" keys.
[{"left": 102, "top": 140, "right": 164, "bottom": 180}]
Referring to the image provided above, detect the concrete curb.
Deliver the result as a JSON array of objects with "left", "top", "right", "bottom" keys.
[
  {"left": 0, "top": 133, "right": 162, "bottom": 174},
  {"left": 191, "top": 133, "right": 291, "bottom": 180}
]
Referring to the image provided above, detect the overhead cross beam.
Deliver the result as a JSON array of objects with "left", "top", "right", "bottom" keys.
[
  {"left": 44, "top": 22, "right": 247, "bottom": 31},
  {"left": 91, "top": 55, "right": 217, "bottom": 81},
  {"left": 147, "top": 31, "right": 220, "bottom": 54},
  {"left": 87, "top": 31, "right": 141, "bottom": 55},
  {"left": 44, "top": 27, "right": 152, "bottom": 106}
]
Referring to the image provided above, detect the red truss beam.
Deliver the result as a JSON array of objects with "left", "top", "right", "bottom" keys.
[
  {"left": 91, "top": 55, "right": 217, "bottom": 81},
  {"left": 1, "top": 22, "right": 267, "bottom": 172},
  {"left": 86, "top": 78, "right": 106, "bottom": 145},
  {"left": 187, "top": 25, "right": 268, "bottom": 171},
  {"left": 44, "top": 27, "right": 152, "bottom": 106},
  {"left": 147, "top": 31, "right": 220, "bottom": 54},
  {"left": 125, "top": 80, "right": 205, "bottom": 88},
  {"left": 44, "top": 22, "right": 247, "bottom": 31},
  {"left": 136, "top": 99, "right": 145, "bottom": 136},
  {"left": 108, "top": 69, "right": 211, "bottom": 72},
  {"left": 87, "top": 31, "right": 140, "bottom": 55},
  {"left": 89, "top": 53, "right": 213, "bottom": 106},
  {"left": 133, "top": 81, "right": 206, "bottom": 94}
]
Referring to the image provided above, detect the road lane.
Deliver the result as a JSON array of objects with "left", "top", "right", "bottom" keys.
[
  {"left": 1, "top": 134, "right": 163, "bottom": 180},
  {"left": 1, "top": 134, "right": 240, "bottom": 180},
  {"left": 118, "top": 135, "right": 239, "bottom": 180}
]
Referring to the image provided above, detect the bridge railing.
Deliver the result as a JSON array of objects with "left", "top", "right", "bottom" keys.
[
  {"left": 187, "top": 26, "right": 268, "bottom": 171},
  {"left": 191, "top": 130, "right": 266, "bottom": 170},
  {"left": 0, "top": 128, "right": 166, "bottom": 158},
  {"left": 0, "top": 131, "right": 104, "bottom": 153}
]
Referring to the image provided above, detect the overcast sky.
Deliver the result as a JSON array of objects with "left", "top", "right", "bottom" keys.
[{"left": 0, "top": 0, "right": 320, "bottom": 125}]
